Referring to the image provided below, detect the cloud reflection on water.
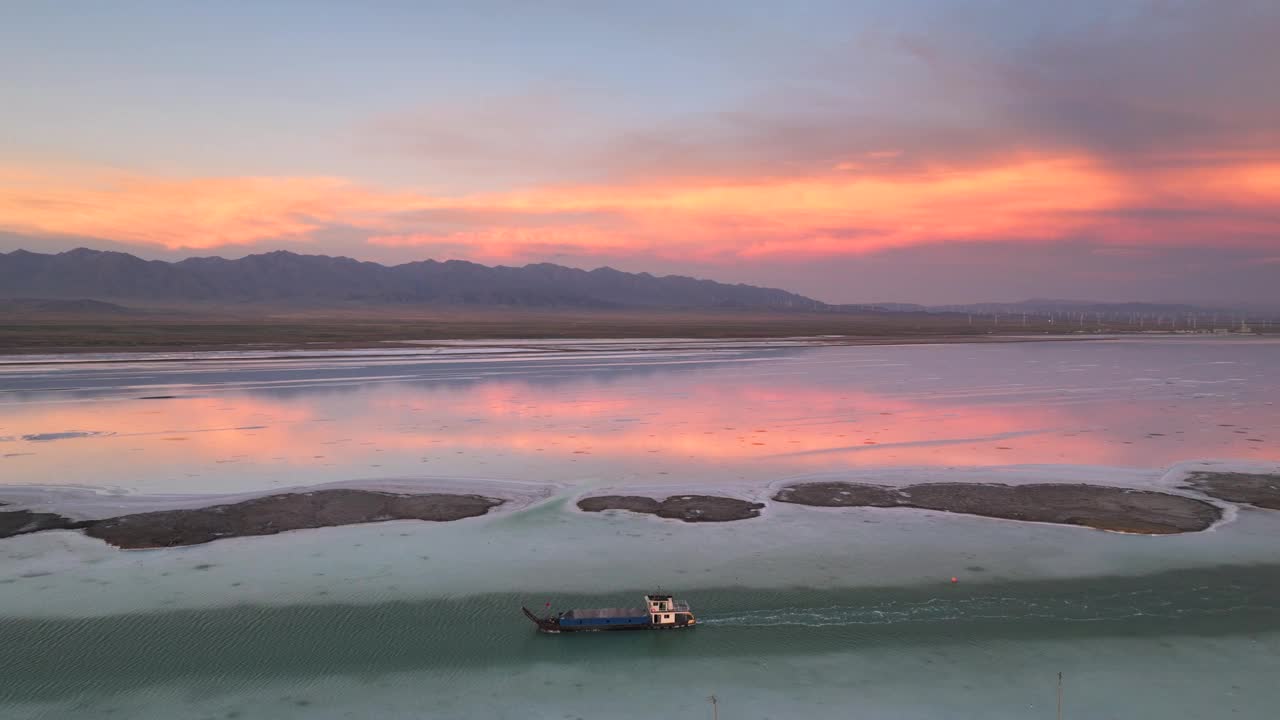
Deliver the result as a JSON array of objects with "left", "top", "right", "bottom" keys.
[{"left": 1, "top": 341, "right": 1275, "bottom": 493}]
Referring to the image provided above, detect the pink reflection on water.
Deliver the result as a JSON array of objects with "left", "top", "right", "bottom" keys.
[{"left": 2, "top": 352, "right": 1275, "bottom": 492}]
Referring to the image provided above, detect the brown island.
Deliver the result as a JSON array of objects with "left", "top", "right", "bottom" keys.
[
  {"left": 574, "top": 476, "right": 1279, "bottom": 534},
  {"left": 0, "top": 503, "right": 89, "bottom": 538},
  {"left": 3, "top": 472, "right": 1276, "bottom": 547},
  {"left": 1181, "top": 471, "right": 1280, "bottom": 510},
  {"left": 0, "top": 489, "right": 503, "bottom": 549},
  {"left": 773, "top": 481, "right": 1222, "bottom": 534},
  {"left": 577, "top": 495, "right": 765, "bottom": 522}
]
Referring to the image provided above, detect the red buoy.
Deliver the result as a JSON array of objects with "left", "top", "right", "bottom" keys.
[{"left": 951, "top": 577, "right": 958, "bottom": 583}]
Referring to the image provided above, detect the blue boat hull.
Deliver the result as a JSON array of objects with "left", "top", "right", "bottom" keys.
[{"left": 522, "top": 606, "right": 697, "bottom": 633}]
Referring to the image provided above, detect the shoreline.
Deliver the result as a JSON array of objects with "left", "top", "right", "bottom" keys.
[
  {"left": 6, "top": 302, "right": 1191, "bottom": 355},
  {"left": 0, "top": 332, "right": 1109, "bottom": 361}
]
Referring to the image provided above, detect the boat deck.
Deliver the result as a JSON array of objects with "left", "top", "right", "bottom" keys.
[{"left": 562, "top": 607, "right": 648, "bottom": 619}]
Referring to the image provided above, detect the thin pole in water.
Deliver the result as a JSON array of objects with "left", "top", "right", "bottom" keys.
[
  {"left": 709, "top": 694, "right": 718, "bottom": 720},
  {"left": 1057, "top": 672, "right": 1063, "bottom": 720}
]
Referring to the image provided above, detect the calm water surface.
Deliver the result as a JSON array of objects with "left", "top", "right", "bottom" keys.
[
  {"left": 2, "top": 337, "right": 1276, "bottom": 492},
  {"left": 2, "top": 337, "right": 1278, "bottom": 719}
]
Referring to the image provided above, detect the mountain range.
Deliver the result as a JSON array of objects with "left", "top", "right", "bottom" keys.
[
  {"left": 841, "top": 299, "right": 1264, "bottom": 317},
  {"left": 0, "top": 248, "right": 823, "bottom": 310},
  {"left": 1, "top": 248, "right": 1273, "bottom": 317}
]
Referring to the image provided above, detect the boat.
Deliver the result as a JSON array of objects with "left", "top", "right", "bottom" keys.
[{"left": 522, "top": 593, "right": 697, "bottom": 633}]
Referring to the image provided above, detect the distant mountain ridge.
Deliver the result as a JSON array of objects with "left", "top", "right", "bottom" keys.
[
  {"left": 0, "top": 297, "right": 134, "bottom": 314},
  {"left": 4, "top": 249, "right": 1272, "bottom": 317},
  {"left": 0, "top": 248, "right": 825, "bottom": 310},
  {"left": 921, "top": 298, "right": 1266, "bottom": 316},
  {"left": 843, "top": 298, "right": 1277, "bottom": 317}
]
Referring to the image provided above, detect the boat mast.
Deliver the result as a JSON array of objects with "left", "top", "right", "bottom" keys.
[{"left": 1057, "top": 672, "right": 1063, "bottom": 720}]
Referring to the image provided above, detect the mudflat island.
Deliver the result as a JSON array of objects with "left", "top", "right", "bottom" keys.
[
  {"left": 773, "top": 481, "right": 1223, "bottom": 534},
  {"left": 0, "top": 489, "right": 503, "bottom": 549}
]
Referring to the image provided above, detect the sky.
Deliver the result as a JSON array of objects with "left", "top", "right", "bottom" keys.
[{"left": 1, "top": 0, "right": 1278, "bottom": 305}]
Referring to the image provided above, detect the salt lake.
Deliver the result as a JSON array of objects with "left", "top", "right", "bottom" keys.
[{"left": 2, "top": 336, "right": 1278, "bottom": 719}]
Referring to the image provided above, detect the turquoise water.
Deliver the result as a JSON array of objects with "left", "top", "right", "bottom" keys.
[
  {"left": 3, "top": 337, "right": 1280, "bottom": 718},
  {"left": 4, "top": 566, "right": 1280, "bottom": 718}
]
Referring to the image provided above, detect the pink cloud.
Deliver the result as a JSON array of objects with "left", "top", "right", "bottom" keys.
[{"left": 2, "top": 151, "right": 1278, "bottom": 265}]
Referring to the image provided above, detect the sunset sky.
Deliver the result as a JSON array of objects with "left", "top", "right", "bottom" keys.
[{"left": 2, "top": 1, "right": 1278, "bottom": 305}]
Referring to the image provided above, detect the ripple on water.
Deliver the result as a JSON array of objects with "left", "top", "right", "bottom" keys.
[{"left": 19, "top": 431, "right": 113, "bottom": 442}]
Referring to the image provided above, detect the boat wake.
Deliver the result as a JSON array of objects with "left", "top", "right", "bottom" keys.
[{"left": 700, "top": 587, "right": 1277, "bottom": 628}]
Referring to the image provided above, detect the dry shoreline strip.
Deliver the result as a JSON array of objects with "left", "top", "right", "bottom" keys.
[
  {"left": 0, "top": 304, "right": 1107, "bottom": 355},
  {"left": 0, "top": 490, "right": 502, "bottom": 549},
  {"left": 0, "top": 332, "right": 1087, "bottom": 361},
  {"left": 773, "top": 481, "right": 1222, "bottom": 534}
]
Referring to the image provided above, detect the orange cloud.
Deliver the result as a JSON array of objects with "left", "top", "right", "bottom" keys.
[
  {"left": 2, "top": 152, "right": 1278, "bottom": 260},
  {"left": 369, "top": 226, "right": 636, "bottom": 261},
  {"left": 0, "top": 167, "right": 425, "bottom": 250}
]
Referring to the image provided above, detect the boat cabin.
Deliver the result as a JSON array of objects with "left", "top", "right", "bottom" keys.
[{"left": 645, "top": 593, "right": 695, "bottom": 627}]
